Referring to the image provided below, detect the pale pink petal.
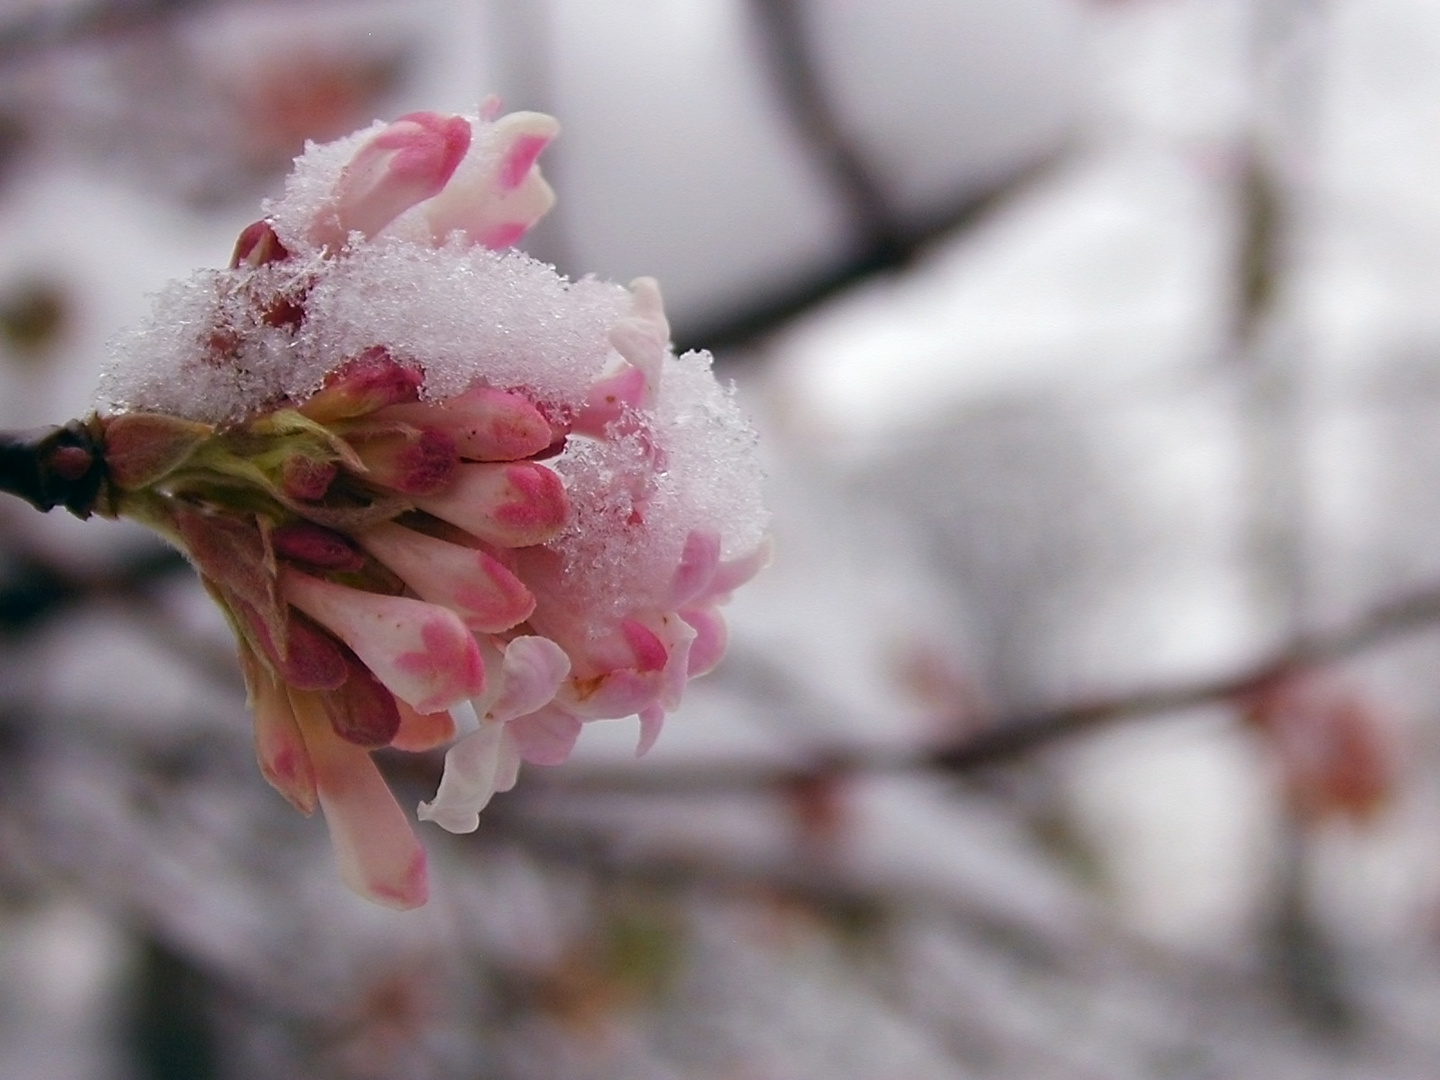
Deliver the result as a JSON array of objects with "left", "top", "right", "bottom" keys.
[
  {"left": 417, "top": 720, "right": 520, "bottom": 833},
  {"left": 621, "top": 619, "right": 668, "bottom": 672},
  {"left": 681, "top": 607, "right": 729, "bottom": 677},
  {"left": 390, "top": 699, "right": 458, "bottom": 752},
  {"left": 481, "top": 635, "right": 571, "bottom": 723},
  {"left": 655, "top": 614, "right": 698, "bottom": 710},
  {"left": 378, "top": 386, "right": 555, "bottom": 461},
  {"left": 703, "top": 537, "right": 776, "bottom": 601},
  {"left": 636, "top": 704, "right": 665, "bottom": 757},
  {"left": 242, "top": 647, "right": 317, "bottom": 814},
  {"left": 558, "top": 667, "right": 664, "bottom": 720},
  {"left": 292, "top": 692, "right": 428, "bottom": 909},
  {"left": 572, "top": 364, "right": 647, "bottom": 437},
  {"left": 358, "top": 521, "right": 535, "bottom": 632},
  {"left": 280, "top": 568, "right": 484, "bottom": 713},
  {"left": 492, "top": 735, "right": 523, "bottom": 793},
  {"left": 670, "top": 529, "right": 721, "bottom": 607},
  {"left": 607, "top": 277, "right": 670, "bottom": 392},
  {"left": 314, "top": 112, "right": 472, "bottom": 247},
  {"left": 507, "top": 705, "right": 584, "bottom": 766},
  {"left": 417, "top": 111, "right": 559, "bottom": 247},
  {"left": 412, "top": 461, "right": 568, "bottom": 548}
]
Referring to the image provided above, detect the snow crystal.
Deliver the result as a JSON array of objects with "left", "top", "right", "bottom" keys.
[
  {"left": 300, "top": 242, "right": 629, "bottom": 406},
  {"left": 100, "top": 240, "right": 630, "bottom": 424}
]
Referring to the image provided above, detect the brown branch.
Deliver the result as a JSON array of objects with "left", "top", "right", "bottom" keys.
[
  {"left": 747, "top": 0, "right": 902, "bottom": 252},
  {"left": 0, "top": 419, "right": 107, "bottom": 518},
  {"left": 536, "top": 582, "right": 1440, "bottom": 795},
  {"left": 679, "top": 152, "right": 1062, "bottom": 356}
]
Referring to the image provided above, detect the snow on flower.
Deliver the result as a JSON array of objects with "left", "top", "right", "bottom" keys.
[{"left": 96, "top": 108, "right": 769, "bottom": 908}]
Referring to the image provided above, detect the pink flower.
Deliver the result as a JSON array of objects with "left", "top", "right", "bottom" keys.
[{"left": 97, "top": 107, "right": 769, "bottom": 907}]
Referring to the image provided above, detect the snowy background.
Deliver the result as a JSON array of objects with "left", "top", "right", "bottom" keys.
[{"left": 6, "top": 0, "right": 1440, "bottom": 1076}]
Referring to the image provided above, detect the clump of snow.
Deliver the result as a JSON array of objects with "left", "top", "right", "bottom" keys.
[
  {"left": 299, "top": 242, "right": 630, "bottom": 407},
  {"left": 100, "top": 243, "right": 632, "bottom": 425},
  {"left": 98, "top": 105, "right": 769, "bottom": 598}
]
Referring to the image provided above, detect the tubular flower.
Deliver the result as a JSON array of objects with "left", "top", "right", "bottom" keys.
[{"left": 97, "top": 108, "right": 769, "bottom": 908}]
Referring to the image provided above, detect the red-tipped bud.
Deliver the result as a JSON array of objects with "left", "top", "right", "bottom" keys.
[
  {"left": 345, "top": 425, "right": 460, "bottom": 495},
  {"left": 413, "top": 461, "right": 569, "bottom": 548},
  {"left": 314, "top": 112, "right": 473, "bottom": 247},
  {"left": 271, "top": 521, "right": 366, "bottom": 572},
  {"left": 377, "top": 386, "right": 556, "bottom": 461},
  {"left": 230, "top": 220, "right": 291, "bottom": 269},
  {"left": 299, "top": 348, "right": 423, "bottom": 424}
]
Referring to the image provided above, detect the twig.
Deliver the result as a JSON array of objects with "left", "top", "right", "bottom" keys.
[
  {"left": 538, "top": 581, "right": 1440, "bottom": 794},
  {"left": 747, "top": 0, "right": 902, "bottom": 252},
  {"left": 678, "top": 154, "right": 1060, "bottom": 355},
  {"left": 0, "top": 419, "right": 107, "bottom": 518}
]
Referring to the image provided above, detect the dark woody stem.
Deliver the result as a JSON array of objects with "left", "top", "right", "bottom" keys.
[{"left": 0, "top": 417, "right": 109, "bottom": 519}]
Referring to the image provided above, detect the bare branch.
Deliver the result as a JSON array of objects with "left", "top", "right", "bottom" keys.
[{"left": 538, "top": 581, "right": 1440, "bottom": 795}]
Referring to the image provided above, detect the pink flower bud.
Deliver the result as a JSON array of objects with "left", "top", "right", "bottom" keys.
[
  {"left": 242, "top": 647, "right": 318, "bottom": 815},
  {"left": 299, "top": 348, "right": 423, "bottom": 424},
  {"left": 230, "top": 219, "right": 290, "bottom": 269},
  {"left": 344, "top": 424, "right": 459, "bottom": 495},
  {"left": 280, "top": 568, "right": 484, "bottom": 713},
  {"left": 376, "top": 385, "right": 555, "bottom": 461},
  {"left": 271, "top": 521, "right": 365, "bottom": 572},
  {"left": 313, "top": 112, "right": 472, "bottom": 249},
  {"left": 278, "top": 455, "right": 338, "bottom": 501},
  {"left": 413, "top": 461, "right": 569, "bottom": 548},
  {"left": 390, "top": 699, "right": 458, "bottom": 753},
  {"left": 415, "top": 111, "right": 558, "bottom": 247},
  {"left": 291, "top": 691, "right": 428, "bottom": 909},
  {"left": 358, "top": 521, "right": 535, "bottom": 633},
  {"left": 323, "top": 653, "right": 403, "bottom": 749}
]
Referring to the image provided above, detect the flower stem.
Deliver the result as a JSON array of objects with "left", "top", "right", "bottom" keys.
[{"left": 0, "top": 418, "right": 107, "bottom": 519}]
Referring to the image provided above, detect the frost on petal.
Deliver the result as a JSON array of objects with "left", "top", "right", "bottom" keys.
[
  {"left": 292, "top": 691, "right": 428, "bottom": 909},
  {"left": 280, "top": 568, "right": 484, "bottom": 712},
  {"left": 417, "top": 721, "right": 520, "bottom": 834},
  {"left": 358, "top": 521, "right": 535, "bottom": 633},
  {"left": 242, "top": 646, "right": 317, "bottom": 814},
  {"left": 571, "top": 364, "right": 647, "bottom": 438},
  {"left": 413, "top": 461, "right": 568, "bottom": 548}
]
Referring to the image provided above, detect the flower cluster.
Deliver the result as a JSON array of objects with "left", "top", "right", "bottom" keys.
[{"left": 98, "top": 107, "right": 769, "bottom": 907}]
